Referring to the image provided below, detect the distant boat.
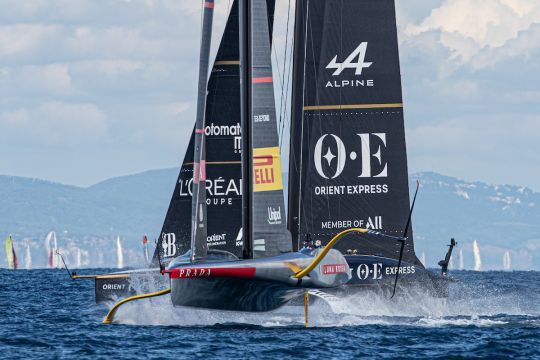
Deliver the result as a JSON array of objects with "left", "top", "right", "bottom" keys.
[
  {"left": 45, "top": 231, "right": 59, "bottom": 269},
  {"left": 25, "top": 243, "right": 32, "bottom": 270},
  {"left": 473, "top": 240, "right": 482, "bottom": 271},
  {"left": 5, "top": 235, "right": 18, "bottom": 270},
  {"left": 142, "top": 235, "right": 149, "bottom": 266},
  {"left": 76, "top": 248, "right": 82, "bottom": 268},
  {"left": 503, "top": 251, "right": 511, "bottom": 271},
  {"left": 459, "top": 248, "right": 464, "bottom": 270},
  {"left": 116, "top": 236, "right": 124, "bottom": 269}
]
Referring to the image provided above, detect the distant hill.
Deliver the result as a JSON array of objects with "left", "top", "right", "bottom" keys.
[
  {"left": 411, "top": 172, "right": 540, "bottom": 270},
  {"left": 1, "top": 170, "right": 538, "bottom": 269},
  {"left": 0, "top": 169, "right": 176, "bottom": 239}
]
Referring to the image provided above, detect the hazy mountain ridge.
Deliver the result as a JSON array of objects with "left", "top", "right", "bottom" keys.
[
  {"left": 411, "top": 172, "right": 540, "bottom": 270},
  {"left": 1, "top": 170, "right": 538, "bottom": 269}
]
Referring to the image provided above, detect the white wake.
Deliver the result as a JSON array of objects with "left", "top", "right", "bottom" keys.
[{"left": 106, "top": 282, "right": 534, "bottom": 328}]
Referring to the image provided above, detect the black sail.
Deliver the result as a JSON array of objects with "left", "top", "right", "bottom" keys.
[
  {"left": 151, "top": 3, "right": 244, "bottom": 266},
  {"left": 288, "top": 0, "right": 421, "bottom": 265},
  {"left": 152, "top": 0, "right": 278, "bottom": 266},
  {"left": 240, "top": 0, "right": 291, "bottom": 259}
]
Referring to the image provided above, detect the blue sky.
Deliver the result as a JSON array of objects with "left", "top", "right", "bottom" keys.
[{"left": 1, "top": 0, "right": 539, "bottom": 190}]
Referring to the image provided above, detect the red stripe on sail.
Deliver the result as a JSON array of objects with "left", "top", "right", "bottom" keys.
[
  {"left": 252, "top": 76, "right": 273, "bottom": 84},
  {"left": 204, "top": 2, "right": 214, "bottom": 8},
  {"left": 195, "top": 128, "right": 204, "bottom": 134},
  {"left": 193, "top": 161, "right": 207, "bottom": 183},
  {"left": 165, "top": 267, "right": 256, "bottom": 279}
]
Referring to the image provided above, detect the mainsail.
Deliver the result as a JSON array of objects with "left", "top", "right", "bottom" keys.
[
  {"left": 151, "top": 0, "right": 277, "bottom": 266},
  {"left": 288, "top": 0, "right": 421, "bottom": 265}
]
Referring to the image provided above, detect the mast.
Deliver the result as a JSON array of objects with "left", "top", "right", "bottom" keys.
[
  {"left": 288, "top": 0, "right": 306, "bottom": 251},
  {"left": 239, "top": 0, "right": 253, "bottom": 259},
  {"left": 190, "top": 0, "right": 215, "bottom": 262}
]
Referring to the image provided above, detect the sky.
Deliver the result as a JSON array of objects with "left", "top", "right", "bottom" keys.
[{"left": 0, "top": 0, "right": 539, "bottom": 190}]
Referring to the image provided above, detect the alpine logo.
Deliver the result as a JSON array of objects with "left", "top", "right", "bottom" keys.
[
  {"left": 325, "top": 42, "right": 375, "bottom": 88},
  {"left": 162, "top": 232, "right": 177, "bottom": 257},
  {"left": 327, "top": 42, "right": 372, "bottom": 76}
]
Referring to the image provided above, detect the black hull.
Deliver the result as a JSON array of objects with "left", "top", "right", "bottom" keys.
[
  {"left": 166, "top": 250, "right": 351, "bottom": 312},
  {"left": 171, "top": 277, "right": 302, "bottom": 312}
]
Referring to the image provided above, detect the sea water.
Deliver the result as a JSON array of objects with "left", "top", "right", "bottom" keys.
[{"left": 0, "top": 269, "right": 538, "bottom": 359}]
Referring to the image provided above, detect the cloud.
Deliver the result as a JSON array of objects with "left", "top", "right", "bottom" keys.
[
  {"left": 403, "top": 0, "right": 540, "bottom": 67},
  {"left": 0, "top": 0, "right": 538, "bottom": 190},
  {"left": 0, "top": 63, "right": 74, "bottom": 97},
  {"left": 0, "top": 101, "right": 108, "bottom": 145}
]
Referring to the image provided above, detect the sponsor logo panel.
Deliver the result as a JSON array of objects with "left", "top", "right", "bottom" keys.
[
  {"left": 101, "top": 283, "right": 127, "bottom": 291},
  {"left": 314, "top": 133, "right": 388, "bottom": 181},
  {"left": 321, "top": 216, "right": 383, "bottom": 231},
  {"left": 162, "top": 232, "right": 177, "bottom": 258},
  {"left": 253, "top": 147, "right": 283, "bottom": 192},
  {"left": 207, "top": 233, "right": 227, "bottom": 246},
  {"left": 325, "top": 42, "right": 375, "bottom": 89},
  {"left": 354, "top": 263, "right": 416, "bottom": 280},
  {"left": 204, "top": 122, "right": 242, "bottom": 153},
  {"left": 174, "top": 268, "right": 212, "bottom": 278},
  {"left": 322, "top": 264, "right": 349, "bottom": 275},
  {"left": 179, "top": 178, "right": 241, "bottom": 206},
  {"left": 267, "top": 206, "right": 282, "bottom": 225}
]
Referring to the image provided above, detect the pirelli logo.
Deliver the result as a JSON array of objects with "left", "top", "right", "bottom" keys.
[{"left": 253, "top": 147, "right": 283, "bottom": 192}]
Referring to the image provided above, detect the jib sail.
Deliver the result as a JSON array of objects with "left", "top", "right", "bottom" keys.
[{"left": 288, "top": 0, "right": 421, "bottom": 265}]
